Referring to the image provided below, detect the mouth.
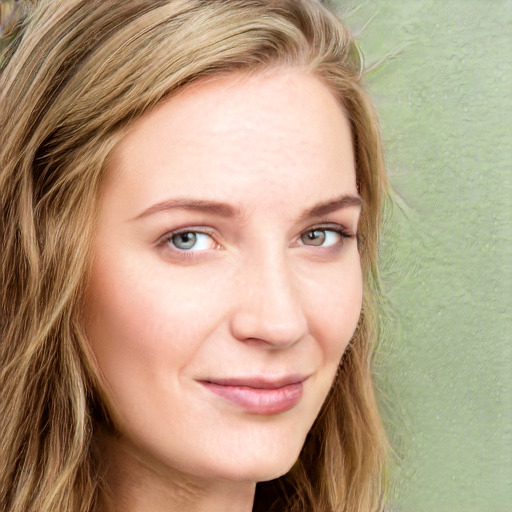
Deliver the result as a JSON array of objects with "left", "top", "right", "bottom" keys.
[{"left": 199, "top": 375, "right": 307, "bottom": 415}]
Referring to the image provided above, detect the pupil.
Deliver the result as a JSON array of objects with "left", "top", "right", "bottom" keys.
[{"left": 173, "top": 232, "right": 196, "bottom": 249}]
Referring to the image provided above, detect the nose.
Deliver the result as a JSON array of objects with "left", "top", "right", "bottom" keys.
[{"left": 228, "top": 251, "right": 309, "bottom": 348}]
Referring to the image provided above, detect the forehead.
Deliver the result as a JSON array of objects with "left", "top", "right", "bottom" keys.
[{"left": 103, "top": 69, "right": 356, "bottom": 217}]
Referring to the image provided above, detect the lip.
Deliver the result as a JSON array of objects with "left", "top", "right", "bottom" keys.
[{"left": 200, "top": 375, "right": 307, "bottom": 415}]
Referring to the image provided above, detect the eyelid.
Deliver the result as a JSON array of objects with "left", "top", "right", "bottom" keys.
[{"left": 301, "top": 222, "right": 356, "bottom": 238}]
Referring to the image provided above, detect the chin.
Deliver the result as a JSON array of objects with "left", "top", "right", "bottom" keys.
[{"left": 209, "top": 436, "right": 306, "bottom": 483}]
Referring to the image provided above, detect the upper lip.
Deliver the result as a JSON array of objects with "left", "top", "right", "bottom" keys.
[{"left": 200, "top": 375, "right": 308, "bottom": 389}]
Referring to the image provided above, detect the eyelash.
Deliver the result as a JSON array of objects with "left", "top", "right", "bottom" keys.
[{"left": 156, "top": 223, "right": 355, "bottom": 260}]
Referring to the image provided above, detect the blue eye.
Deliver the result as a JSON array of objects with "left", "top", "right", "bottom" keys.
[
  {"left": 168, "top": 231, "right": 216, "bottom": 251},
  {"left": 300, "top": 228, "right": 344, "bottom": 247}
]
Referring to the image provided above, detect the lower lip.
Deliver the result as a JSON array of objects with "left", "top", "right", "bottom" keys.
[{"left": 201, "top": 381, "right": 303, "bottom": 415}]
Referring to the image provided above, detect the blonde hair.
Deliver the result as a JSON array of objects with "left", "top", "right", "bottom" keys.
[{"left": 0, "top": 1, "right": 388, "bottom": 510}]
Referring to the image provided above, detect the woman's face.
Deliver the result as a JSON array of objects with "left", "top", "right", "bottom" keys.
[{"left": 85, "top": 70, "right": 362, "bottom": 484}]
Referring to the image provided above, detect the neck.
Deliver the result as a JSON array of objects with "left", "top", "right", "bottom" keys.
[{"left": 96, "top": 433, "right": 256, "bottom": 512}]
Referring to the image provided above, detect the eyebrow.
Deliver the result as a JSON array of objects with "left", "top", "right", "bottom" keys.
[
  {"left": 133, "top": 198, "right": 241, "bottom": 220},
  {"left": 298, "top": 194, "right": 363, "bottom": 222},
  {"left": 133, "top": 193, "right": 362, "bottom": 221}
]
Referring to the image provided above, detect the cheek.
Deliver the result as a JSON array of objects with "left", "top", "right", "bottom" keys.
[
  {"left": 83, "top": 258, "right": 176, "bottom": 407},
  {"left": 304, "top": 257, "right": 363, "bottom": 361},
  {"left": 83, "top": 252, "right": 226, "bottom": 387}
]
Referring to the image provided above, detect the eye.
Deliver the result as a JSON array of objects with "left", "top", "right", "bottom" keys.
[
  {"left": 300, "top": 228, "right": 345, "bottom": 247},
  {"left": 167, "top": 231, "right": 217, "bottom": 251}
]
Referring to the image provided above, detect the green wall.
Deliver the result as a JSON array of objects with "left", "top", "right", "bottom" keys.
[{"left": 334, "top": 1, "right": 512, "bottom": 510}]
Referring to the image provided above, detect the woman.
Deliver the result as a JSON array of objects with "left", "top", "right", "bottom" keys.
[{"left": 0, "top": 1, "right": 388, "bottom": 511}]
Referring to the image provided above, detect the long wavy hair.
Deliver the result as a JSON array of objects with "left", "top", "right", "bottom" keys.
[{"left": 0, "top": 1, "right": 389, "bottom": 511}]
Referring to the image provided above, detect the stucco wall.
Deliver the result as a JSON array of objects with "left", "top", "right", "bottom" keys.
[{"left": 334, "top": 1, "right": 512, "bottom": 510}]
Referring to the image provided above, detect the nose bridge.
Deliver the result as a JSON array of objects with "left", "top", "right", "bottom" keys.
[{"left": 229, "top": 245, "right": 308, "bottom": 347}]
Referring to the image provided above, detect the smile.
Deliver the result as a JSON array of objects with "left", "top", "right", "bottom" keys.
[{"left": 200, "top": 376, "right": 306, "bottom": 415}]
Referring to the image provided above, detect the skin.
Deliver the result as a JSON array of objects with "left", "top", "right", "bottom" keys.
[{"left": 84, "top": 69, "right": 363, "bottom": 512}]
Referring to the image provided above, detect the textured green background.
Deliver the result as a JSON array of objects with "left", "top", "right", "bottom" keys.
[{"left": 333, "top": 1, "right": 512, "bottom": 510}]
